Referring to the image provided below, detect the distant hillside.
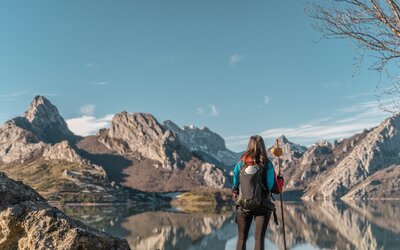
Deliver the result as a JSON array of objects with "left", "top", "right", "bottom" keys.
[{"left": 280, "top": 115, "right": 400, "bottom": 200}]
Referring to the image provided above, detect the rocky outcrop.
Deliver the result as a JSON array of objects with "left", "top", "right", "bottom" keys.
[
  {"left": 98, "top": 112, "right": 191, "bottom": 170},
  {"left": 24, "top": 96, "right": 78, "bottom": 144},
  {"left": 283, "top": 140, "right": 334, "bottom": 190},
  {"left": 164, "top": 120, "right": 240, "bottom": 168},
  {"left": 0, "top": 96, "right": 78, "bottom": 164},
  {"left": 42, "top": 140, "right": 86, "bottom": 164},
  {"left": 271, "top": 135, "right": 307, "bottom": 166},
  {"left": 0, "top": 172, "right": 130, "bottom": 250},
  {"left": 0, "top": 119, "right": 46, "bottom": 164},
  {"left": 303, "top": 114, "right": 400, "bottom": 200},
  {"left": 342, "top": 165, "right": 400, "bottom": 200},
  {"left": 199, "top": 163, "right": 225, "bottom": 188}
]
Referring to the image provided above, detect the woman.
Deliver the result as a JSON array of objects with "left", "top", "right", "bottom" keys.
[{"left": 232, "top": 135, "right": 284, "bottom": 250}]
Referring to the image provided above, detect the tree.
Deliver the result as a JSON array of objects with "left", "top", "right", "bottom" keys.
[{"left": 307, "top": 0, "right": 400, "bottom": 112}]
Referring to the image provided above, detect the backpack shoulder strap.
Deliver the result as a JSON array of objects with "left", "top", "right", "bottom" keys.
[
  {"left": 258, "top": 163, "right": 268, "bottom": 191},
  {"left": 239, "top": 162, "right": 247, "bottom": 174}
]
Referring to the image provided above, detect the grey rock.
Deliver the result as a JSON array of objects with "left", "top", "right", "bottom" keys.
[
  {"left": 0, "top": 172, "right": 130, "bottom": 250},
  {"left": 99, "top": 112, "right": 192, "bottom": 170},
  {"left": 163, "top": 120, "right": 241, "bottom": 168},
  {"left": 199, "top": 163, "right": 226, "bottom": 188},
  {"left": 303, "top": 114, "right": 400, "bottom": 200}
]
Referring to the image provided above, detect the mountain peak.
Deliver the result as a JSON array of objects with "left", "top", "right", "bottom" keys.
[
  {"left": 101, "top": 112, "right": 190, "bottom": 169},
  {"left": 23, "top": 96, "right": 77, "bottom": 143},
  {"left": 278, "top": 135, "right": 289, "bottom": 144},
  {"left": 25, "top": 96, "right": 59, "bottom": 122}
]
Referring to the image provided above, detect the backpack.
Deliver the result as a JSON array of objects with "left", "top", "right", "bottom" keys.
[{"left": 236, "top": 163, "right": 266, "bottom": 211}]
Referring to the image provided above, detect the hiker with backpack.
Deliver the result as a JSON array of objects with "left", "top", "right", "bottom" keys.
[{"left": 232, "top": 135, "right": 284, "bottom": 250}]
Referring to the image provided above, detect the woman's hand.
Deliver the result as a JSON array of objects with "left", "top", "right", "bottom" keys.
[{"left": 232, "top": 188, "right": 239, "bottom": 201}]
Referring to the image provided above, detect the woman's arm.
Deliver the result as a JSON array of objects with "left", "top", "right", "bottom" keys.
[
  {"left": 266, "top": 162, "right": 284, "bottom": 193},
  {"left": 232, "top": 161, "right": 242, "bottom": 190},
  {"left": 232, "top": 161, "right": 242, "bottom": 200}
]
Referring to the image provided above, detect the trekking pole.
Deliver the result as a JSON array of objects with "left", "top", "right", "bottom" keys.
[{"left": 271, "top": 139, "right": 287, "bottom": 250}]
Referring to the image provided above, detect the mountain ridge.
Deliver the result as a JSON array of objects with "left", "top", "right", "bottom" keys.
[{"left": 1, "top": 95, "right": 399, "bottom": 201}]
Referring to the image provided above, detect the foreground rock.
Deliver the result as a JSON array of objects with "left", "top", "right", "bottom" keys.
[{"left": 0, "top": 172, "right": 130, "bottom": 250}]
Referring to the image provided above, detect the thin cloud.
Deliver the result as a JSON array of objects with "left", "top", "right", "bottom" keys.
[
  {"left": 343, "top": 92, "right": 374, "bottom": 99},
  {"left": 209, "top": 104, "right": 218, "bottom": 116},
  {"left": 197, "top": 108, "right": 204, "bottom": 115},
  {"left": 264, "top": 95, "right": 271, "bottom": 105},
  {"left": 92, "top": 81, "right": 109, "bottom": 86},
  {"left": 1, "top": 91, "right": 59, "bottom": 101},
  {"left": 322, "top": 80, "right": 352, "bottom": 89},
  {"left": 80, "top": 104, "right": 96, "bottom": 116},
  {"left": 197, "top": 104, "right": 219, "bottom": 116},
  {"left": 85, "top": 63, "right": 98, "bottom": 69},
  {"left": 229, "top": 54, "right": 245, "bottom": 66},
  {"left": 66, "top": 114, "right": 114, "bottom": 136},
  {"left": 225, "top": 98, "right": 392, "bottom": 151},
  {"left": 1, "top": 91, "right": 29, "bottom": 98}
]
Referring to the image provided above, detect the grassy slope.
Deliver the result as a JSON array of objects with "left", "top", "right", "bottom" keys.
[{"left": 171, "top": 187, "right": 233, "bottom": 212}]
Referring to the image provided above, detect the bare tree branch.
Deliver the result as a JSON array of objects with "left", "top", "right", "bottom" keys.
[{"left": 307, "top": 0, "right": 400, "bottom": 112}]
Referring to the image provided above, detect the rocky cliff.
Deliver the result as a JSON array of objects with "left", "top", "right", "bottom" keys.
[
  {"left": 80, "top": 113, "right": 227, "bottom": 192},
  {"left": 0, "top": 96, "right": 78, "bottom": 165},
  {"left": 303, "top": 114, "right": 400, "bottom": 200},
  {"left": 0, "top": 96, "right": 171, "bottom": 203},
  {"left": 3, "top": 95, "right": 398, "bottom": 200},
  {"left": 0, "top": 172, "right": 130, "bottom": 250},
  {"left": 163, "top": 120, "right": 240, "bottom": 168},
  {"left": 24, "top": 96, "right": 78, "bottom": 143},
  {"left": 98, "top": 112, "right": 191, "bottom": 170},
  {"left": 280, "top": 114, "right": 400, "bottom": 200}
]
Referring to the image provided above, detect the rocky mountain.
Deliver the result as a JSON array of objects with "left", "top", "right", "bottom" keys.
[
  {"left": 0, "top": 96, "right": 228, "bottom": 198},
  {"left": 0, "top": 172, "right": 130, "bottom": 250},
  {"left": 303, "top": 114, "right": 400, "bottom": 200},
  {"left": 0, "top": 96, "right": 78, "bottom": 164},
  {"left": 267, "top": 135, "right": 307, "bottom": 178},
  {"left": 0, "top": 96, "right": 171, "bottom": 203},
  {"left": 98, "top": 112, "right": 191, "bottom": 170},
  {"left": 280, "top": 114, "right": 400, "bottom": 200},
  {"left": 79, "top": 112, "right": 227, "bottom": 192},
  {"left": 2, "top": 95, "right": 398, "bottom": 201},
  {"left": 342, "top": 165, "right": 400, "bottom": 200},
  {"left": 163, "top": 120, "right": 241, "bottom": 168}
]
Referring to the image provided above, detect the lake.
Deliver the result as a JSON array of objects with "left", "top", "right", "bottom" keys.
[{"left": 61, "top": 200, "right": 400, "bottom": 250}]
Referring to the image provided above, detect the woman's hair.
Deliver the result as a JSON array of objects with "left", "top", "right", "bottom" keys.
[{"left": 240, "top": 135, "right": 270, "bottom": 166}]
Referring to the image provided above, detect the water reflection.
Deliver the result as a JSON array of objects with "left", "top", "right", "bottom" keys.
[{"left": 61, "top": 200, "right": 400, "bottom": 250}]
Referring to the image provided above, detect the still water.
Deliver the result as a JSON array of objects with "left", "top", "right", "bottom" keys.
[{"left": 62, "top": 200, "right": 400, "bottom": 250}]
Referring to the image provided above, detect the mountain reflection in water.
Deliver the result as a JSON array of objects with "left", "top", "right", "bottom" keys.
[{"left": 62, "top": 200, "right": 400, "bottom": 250}]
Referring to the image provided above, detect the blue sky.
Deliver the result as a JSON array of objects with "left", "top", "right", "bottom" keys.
[{"left": 0, "top": 1, "right": 393, "bottom": 151}]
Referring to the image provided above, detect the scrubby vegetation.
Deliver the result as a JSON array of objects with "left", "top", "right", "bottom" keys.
[{"left": 171, "top": 187, "right": 233, "bottom": 213}]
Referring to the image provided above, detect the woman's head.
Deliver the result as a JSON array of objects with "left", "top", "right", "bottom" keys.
[{"left": 241, "top": 135, "right": 269, "bottom": 166}]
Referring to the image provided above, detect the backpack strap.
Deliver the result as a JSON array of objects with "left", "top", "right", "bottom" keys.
[
  {"left": 239, "top": 162, "right": 247, "bottom": 174},
  {"left": 258, "top": 164, "right": 268, "bottom": 192}
]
